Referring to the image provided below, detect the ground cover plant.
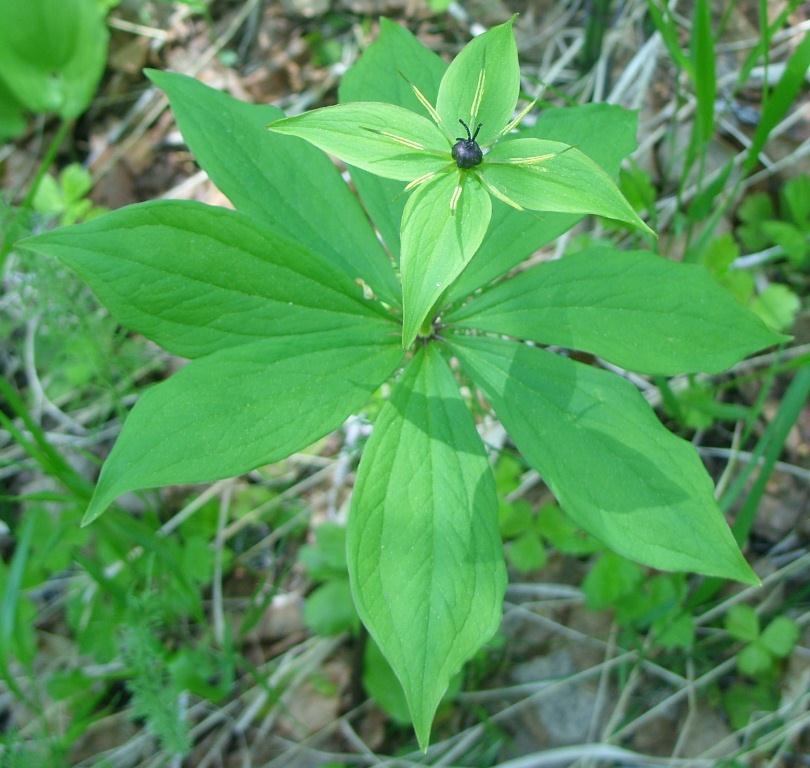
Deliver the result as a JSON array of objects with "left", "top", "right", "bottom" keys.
[{"left": 15, "top": 14, "right": 793, "bottom": 750}]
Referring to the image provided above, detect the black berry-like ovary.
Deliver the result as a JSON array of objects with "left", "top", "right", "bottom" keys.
[{"left": 452, "top": 119, "right": 483, "bottom": 169}]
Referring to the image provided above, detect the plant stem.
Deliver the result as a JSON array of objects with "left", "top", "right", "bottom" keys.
[{"left": 21, "top": 118, "right": 73, "bottom": 209}]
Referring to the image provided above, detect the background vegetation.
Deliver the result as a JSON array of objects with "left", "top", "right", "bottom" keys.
[{"left": 1, "top": 0, "right": 809, "bottom": 766}]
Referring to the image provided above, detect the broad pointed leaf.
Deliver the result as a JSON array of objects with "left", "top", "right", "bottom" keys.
[
  {"left": 268, "top": 103, "right": 451, "bottom": 181},
  {"left": 84, "top": 327, "right": 402, "bottom": 524},
  {"left": 347, "top": 344, "right": 505, "bottom": 749},
  {"left": 449, "top": 247, "right": 785, "bottom": 374},
  {"left": 339, "top": 19, "right": 447, "bottom": 258},
  {"left": 147, "top": 70, "right": 400, "bottom": 306},
  {"left": 449, "top": 104, "right": 639, "bottom": 301},
  {"left": 435, "top": 19, "right": 519, "bottom": 146},
  {"left": 482, "top": 138, "right": 653, "bottom": 235},
  {"left": 18, "top": 201, "right": 392, "bottom": 359},
  {"left": 448, "top": 334, "right": 757, "bottom": 584},
  {"left": 401, "top": 172, "right": 491, "bottom": 347},
  {"left": 0, "top": 0, "right": 108, "bottom": 118}
]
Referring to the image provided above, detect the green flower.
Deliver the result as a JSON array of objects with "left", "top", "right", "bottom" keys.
[{"left": 268, "top": 18, "right": 654, "bottom": 346}]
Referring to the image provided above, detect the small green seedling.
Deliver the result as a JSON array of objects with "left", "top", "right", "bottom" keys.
[
  {"left": 17, "top": 19, "right": 786, "bottom": 748},
  {"left": 725, "top": 604, "right": 799, "bottom": 676},
  {"left": 32, "top": 163, "right": 106, "bottom": 226}
]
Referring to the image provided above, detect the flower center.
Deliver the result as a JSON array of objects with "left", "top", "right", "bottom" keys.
[{"left": 452, "top": 119, "right": 483, "bottom": 169}]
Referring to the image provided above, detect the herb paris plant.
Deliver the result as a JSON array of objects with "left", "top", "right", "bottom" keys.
[{"left": 18, "top": 19, "right": 784, "bottom": 750}]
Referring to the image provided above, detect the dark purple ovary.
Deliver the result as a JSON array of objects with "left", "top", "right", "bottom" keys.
[{"left": 452, "top": 119, "right": 483, "bottom": 168}]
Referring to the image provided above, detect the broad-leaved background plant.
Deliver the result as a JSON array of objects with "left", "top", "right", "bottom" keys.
[{"left": 18, "top": 18, "right": 785, "bottom": 748}]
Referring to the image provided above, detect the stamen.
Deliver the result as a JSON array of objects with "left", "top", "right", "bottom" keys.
[
  {"left": 405, "top": 170, "right": 438, "bottom": 191},
  {"left": 449, "top": 182, "right": 463, "bottom": 213},
  {"left": 410, "top": 84, "right": 444, "bottom": 127},
  {"left": 361, "top": 126, "right": 425, "bottom": 150},
  {"left": 499, "top": 98, "right": 538, "bottom": 137},
  {"left": 470, "top": 68, "right": 486, "bottom": 123},
  {"left": 504, "top": 152, "right": 558, "bottom": 165},
  {"left": 479, "top": 176, "right": 524, "bottom": 211}
]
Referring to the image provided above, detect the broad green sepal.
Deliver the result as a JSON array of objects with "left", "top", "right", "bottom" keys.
[
  {"left": 267, "top": 102, "right": 451, "bottom": 181},
  {"left": 147, "top": 69, "right": 401, "bottom": 307},
  {"left": 82, "top": 328, "right": 402, "bottom": 525},
  {"left": 347, "top": 344, "right": 506, "bottom": 750},
  {"left": 435, "top": 18, "right": 520, "bottom": 146},
  {"left": 338, "top": 18, "right": 447, "bottom": 259},
  {"left": 449, "top": 246, "right": 787, "bottom": 375},
  {"left": 483, "top": 138, "right": 654, "bottom": 236},
  {"left": 448, "top": 333, "right": 758, "bottom": 585},
  {"left": 401, "top": 172, "right": 491, "bottom": 348},
  {"left": 18, "top": 201, "right": 392, "bottom": 359},
  {"left": 450, "top": 103, "right": 639, "bottom": 300}
]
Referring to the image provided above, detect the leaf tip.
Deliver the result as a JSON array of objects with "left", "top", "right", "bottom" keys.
[
  {"left": 80, "top": 505, "right": 103, "bottom": 527},
  {"left": 143, "top": 68, "right": 170, "bottom": 91},
  {"left": 81, "top": 486, "right": 115, "bottom": 527},
  {"left": 265, "top": 115, "right": 293, "bottom": 133},
  {"left": 412, "top": 709, "right": 435, "bottom": 753}
]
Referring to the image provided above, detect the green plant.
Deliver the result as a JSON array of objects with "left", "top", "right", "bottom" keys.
[
  {"left": 725, "top": 604, "right": 799, "bottom": 676},
  {"left": 737, "top": 176, "right": 810, "bottom": 267},
  {"left": 16, "top": 19, "right": 786, "bottom": 748},
  {"left": 0, "top": 0, "right": 108, "bottom": 140},
  {"left": 31, "top": 163, "right": 107, "bottom": 226}
]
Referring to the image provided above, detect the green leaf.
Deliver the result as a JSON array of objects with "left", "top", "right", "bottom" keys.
[
  {"left": 690, "top": 0, "right": 716, "bottom": 145},
  {"left": 450, "top": 103, "right": 639, "bottom": 301},
  {"left": 447, "top": 334, "right": 758, "bottom": 584},
  {"left": 781, "top": 175, "right": 810, "bottom": 229},
  {"left": 507, "top": 530, "right": 547, "bottom": 573},
  {"left": 60, "top": 163, "right": 92, "bottom": 203},
  {"left": 751, "top": 283, "right": 800, "bottom": 332},
  {"left": 401, "top": 172, "right": 491, "bottom": 347},
  {"left": 482, "top": 138, "right": 653, "bottom": 235},
  {"left": 760, "top": 616, "right": 799, "bottom": 658},
  {"left": 448, "top": 246, "right": 786, "bottom": 375},
  {"left": 0, "top": 515, "right": 34, "bottom": 665},
  {"left": 147, "top": 70, "right": 400, "bottom": 306},
  {"left": 498, "top": 499, "right": 533, "bottom": 538},
  {"left": 723, "top": 680, "right": 777, "bottom": 730},
  {"left": 0, "top": 0, "right": 108, "bottom": 118},
  {"left": 267, "top": 102, "right": 451, "bottom": 181},
  {"left": 535, "top": 504, "right": 602, "bottom": 556},
  {"left": 736, "top": 192, "right": 774, "bottom": 250},
  {"left": 363, "top": 637, "right": 411, "bottom": 725},
  {"left": 582, "top": 552, "right": 645, "bottom": 610},
  {"left": 18, "top": 201, "right": 392, "bottom": 359},
  {"left": 738, "top": 642, "right": 772, "bottom": 676},
  {"left": 760, "top": 220, "right": 808, "bottom": 264},
  {"left": 0, "top": 78, "right": 27, "bottom": 141},
  {"left": 299, "top": 522, "right": 348, "bottom": 581},
  {"left": 654, "top": 612, "right": 695, "bottom": 650},
  {"left": 435, "top": 19, "right": 519, "bottom": 147},
  {"left": 32, "top": 174, "right": 65, "bottom": 216},
  {"left": 339, "top": 18, "right": 447, "bottom": 259},
  {"left": 725, "top": 604, "right": 760, "bottom": 643},
  {"left": 745, "top": 31, "right": 810, "bottom": 172},
  {"left": 645, "top": 0, "right": 692, "bottom": 74},
  {"left": 347, "top": 344, "right": 505, "bottom": 749},
  {"left": 303, "top": 579, "right": 359, "bottom": 636},
  {"left": 83, "top": 327, "right": 402, "bottom": 524}
]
